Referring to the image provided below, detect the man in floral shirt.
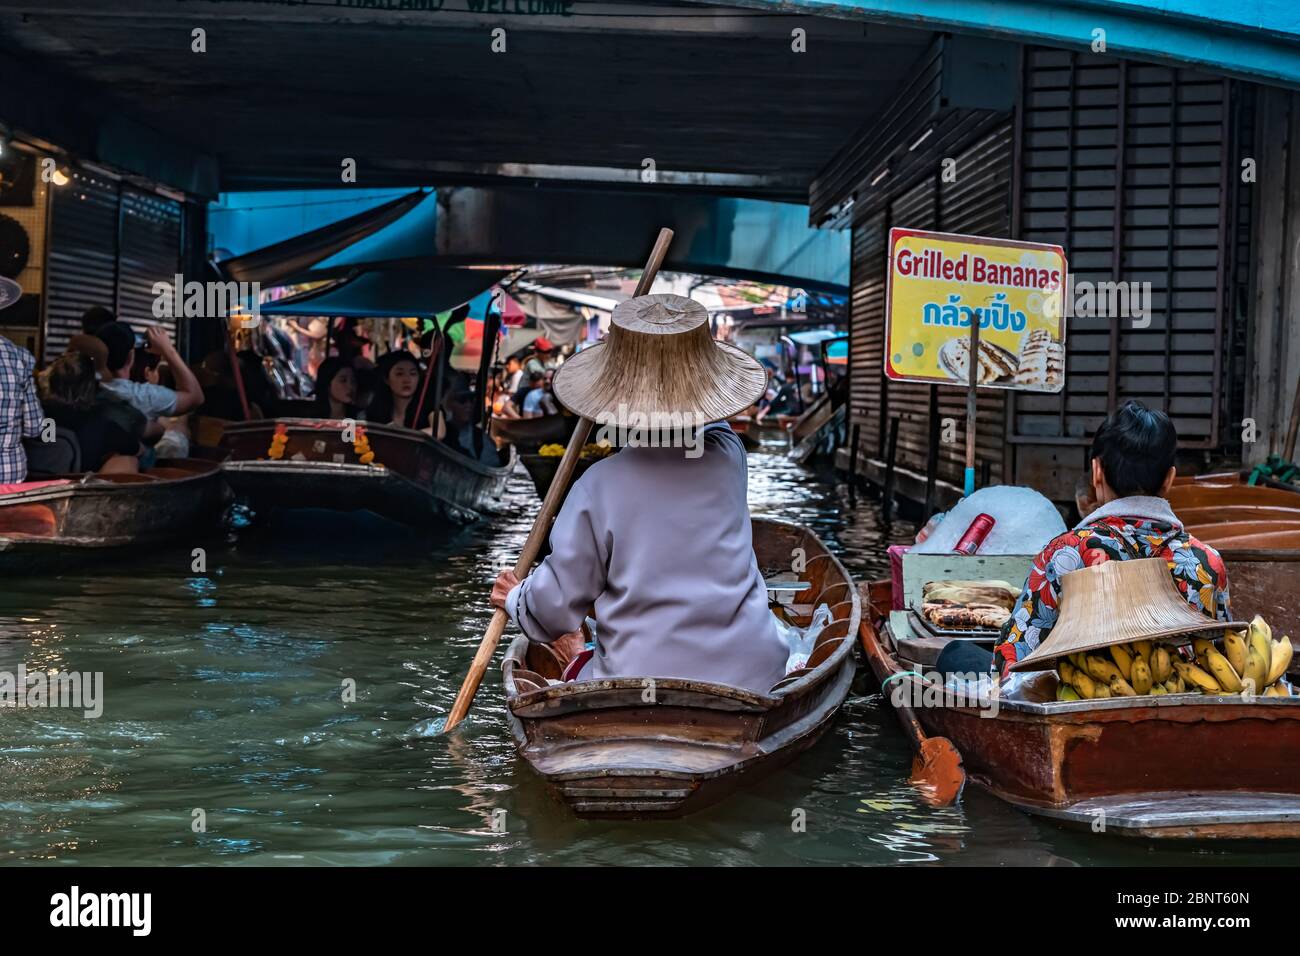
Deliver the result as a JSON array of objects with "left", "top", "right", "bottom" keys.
[{"left": 993, "top": 401, "right": 1232, "bottom": 676}]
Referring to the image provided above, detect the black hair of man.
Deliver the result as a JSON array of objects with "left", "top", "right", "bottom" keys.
[
  {"left": 1090, "top": 400, "right": 1178, "bottom": 497},
  {"left": 95, "top": 321, "right": 137, "bottom": 374},
  {"left": 82, "top": 306, "right": 116, "bottom": 334}
]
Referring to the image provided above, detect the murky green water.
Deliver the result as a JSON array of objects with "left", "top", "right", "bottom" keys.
[{"left": 1, "top": 446, "right": 1297, "bottom": 866}]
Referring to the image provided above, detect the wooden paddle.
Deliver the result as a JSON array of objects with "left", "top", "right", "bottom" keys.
[
  {"left": 443, "top": 227, "right": 674, "bottom": 732},
  {"left": 856, "top": 614, "right": 965, "bottom": 806}
]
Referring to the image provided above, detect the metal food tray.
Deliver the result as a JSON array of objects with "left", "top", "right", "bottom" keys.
[{"left": 908, "top": 606, "right": 1003, "bottom": 642}]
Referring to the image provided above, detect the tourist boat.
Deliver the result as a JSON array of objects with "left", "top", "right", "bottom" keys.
[
  {"left": 0, "top": 459, "right": 228, "bottom": 572},
  {"left": 220, "top": 418, "right": 516, "bottom": 527},
  {"left": 489, "top": 413, "right": 578, "bottom": 451},
  {"left": 858, "top": 580, "right": 1300, "bottom": 839},
  {"left": 501, "top": 517, "right": 859, "bottom": 818}
]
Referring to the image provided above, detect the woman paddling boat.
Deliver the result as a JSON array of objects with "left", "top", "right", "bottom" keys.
[{"left": 490, "top": 293, "right": 783, "bottom": 691}]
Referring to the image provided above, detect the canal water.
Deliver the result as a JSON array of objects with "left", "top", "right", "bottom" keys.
[{"left": 1, "top": 446, "right": 1295, "bottom": 866}]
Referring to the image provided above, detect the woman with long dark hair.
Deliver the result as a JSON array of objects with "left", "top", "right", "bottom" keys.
[
  {"left": 366, "top": 351, "right": 435, "bottom": 431},
  {"left": 313, "top": 357, "right": 359, "bottom": 420},
  {"left": 40, "top": 349, "right": 145, "bottom": 473}
]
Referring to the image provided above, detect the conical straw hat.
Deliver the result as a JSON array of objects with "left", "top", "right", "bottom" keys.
[
  {"left": 551, "top": 293, "right": 767, "bottom": 425},
  {"left": 1009, "top": 557, "right": 1246, "bottom": 672}
]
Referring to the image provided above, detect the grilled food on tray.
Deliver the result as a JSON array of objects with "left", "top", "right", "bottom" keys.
[
  {"left": 919, "top": 579, "right": 1019, "bottom": 630},
  {"left": 922, "top": 600, "right": 1012, "bottom": 629},
  {"left": 921, "top": 579, "right": 1018, "bottom": 610}
]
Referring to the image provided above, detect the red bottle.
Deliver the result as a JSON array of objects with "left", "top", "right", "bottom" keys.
[{"left": 954, "top": 514, "right": 996, "bottom": 555}]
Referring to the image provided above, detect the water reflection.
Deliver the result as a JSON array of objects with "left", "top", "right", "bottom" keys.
[{"left": 0, "top": 450, "right": 1295, "bottom": 865}]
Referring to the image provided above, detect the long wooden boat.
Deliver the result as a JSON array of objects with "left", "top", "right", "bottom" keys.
[
  {"left": 489, "top": 413, "right": 578, "bottom": 451},
  {"left": 220, "top": 418, "right": 515, "bottom": 527},
  {"left": 501, "top": 517, "right": 859, "bottom": 818},
  {"left": 1168, "top": 480, "right": 1300, "bottom": 642},
  {"left": 787, "top": 387, "right": 847, "bottom": 465},
  {"left": 858, "top": 580, "right": 1300, "bottom": 839},
  {"left": 0, "top": 459, "right": 228, "bottom": 571}
]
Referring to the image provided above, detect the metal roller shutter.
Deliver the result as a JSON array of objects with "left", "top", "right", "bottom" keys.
[
  {"left": 118, "top": 190, "right": 183, "bottom": 331},
  {"left": 1012, "top": 49, "right": 1242, "bottom": 495},
  {"left": 45, "top": 169, "right": 119, "bottom": 361},
  {"left": 848, "top": 208, "right": 887, "bottom": 459},
  {"left": 44, "top": 169, "right": 182, "bottom": 362},
  {"left": 846, "top": 119, "right": 1013, "bottom": 494}
]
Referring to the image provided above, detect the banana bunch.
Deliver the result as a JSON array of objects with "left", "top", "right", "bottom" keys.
[
  {"left": 1183, "top": 616, "right": 1293, "bottom": 697},
  {"left": 1054, "top": 616, "right": 1294, "bottom": 701}
]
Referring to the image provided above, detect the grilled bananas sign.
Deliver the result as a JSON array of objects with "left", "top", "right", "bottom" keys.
[{"left": 884, "top": 228, "right": 1068, "bottom": 393}]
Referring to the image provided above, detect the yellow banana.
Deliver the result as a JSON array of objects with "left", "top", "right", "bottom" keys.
[
  {"left": 1204, "top": 646, "right": 1243, "bottom": 693},
  {"left": 1174, "top": 659, "right": 1221, "bottom": 694},
  {"left": 1110, "top": 644, "right": 1134, "bottom": 681},
  {"left": 1071, "top": 670, "right": 1099, "bottom": 699},
  {"left": 1223, "top": 629, "right": 1248, "bottom": 677},
  {"left": 1057, "top": 684, "right": 1081, "bottom": 701},
  {"left": 1243, "top": 645, "right": 1269, "bottom": 695},
  {"left": 1267, "top": 636, "right": 1293, "bottom": 686},
  {"left": 1058, "top": 661, "right": 1076, "bottom": 685},
  {"left": 1249, "top": 618, "right": 1272, "bottom": 675},
  {"left": 1092, "top": 681, "right": 1112, "bottom": 698},
  {"left": 1150, "top": 683, "right": 1167, "bottom": 695},
  {"left": 1250, "top": 614, "right": 1273, "bottom": 645},
  {"left": 1193, "top": 637, "right": 1215, "bottom": 659},
  {"left": 1130, "top": 655, "right": 1152, "bottom": 695},
  {"left": 1170, "top": 674, "right": 1186, "bottom": 694},
  {"left": 1084, "top": 654, "right": 1124, "bottom": 685},
  {"left": 1070, "top": 653, "right": 1088, "bottom": 672},
  {"left": 1150, "top": 646, "right": 1172, "bottom": 684},
  {"left": 1264, "top": 682, "right": 1292, "bottom": 698},
  {"left": 1109, "top": 675, "right": 1137, "bottom": 697}
]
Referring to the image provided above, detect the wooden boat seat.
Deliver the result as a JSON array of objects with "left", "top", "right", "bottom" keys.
[
  {"left": 1200, "top": 529, "right": 1300, "bottom": 549},
  {"left": 1168, "top": 485, "right": 1300, "bottom": 510},
  {"left": 1186, "top": 520, "right": 1300, "bottom": 540}
]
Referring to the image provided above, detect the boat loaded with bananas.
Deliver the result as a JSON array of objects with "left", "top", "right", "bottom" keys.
[
  {"left": 520, "top": 440, "right": 616, "bottom": 500},
  {"left": 0, "top": 458, "right": 228, "bottom": 573},
  {"left": 502, "top": 517, "right": 859, "bottom": 817},
  {"left": 860, "top": 552, "right": 1300, "bottom": 839},
  {"left": 220, "top": 418, "right": 516, "bottom": 527}
]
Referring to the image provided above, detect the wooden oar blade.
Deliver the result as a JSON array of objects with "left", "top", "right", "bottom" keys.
[{"left": 909, "top": 735, "right": 966, "bottom": 807}]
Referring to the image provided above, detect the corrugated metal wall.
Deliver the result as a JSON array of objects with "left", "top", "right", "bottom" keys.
[
  {"left": 44, "top": 167, "right": 181, "bottom": 361},
  {"left": 845, "top": 46, "right": 1250, "bottom": 504},
  {"left": 848, "top": 120, "right": 1013, "bottom": 494},
  {"left": 1010, "top": 48, "right": 1243, "bottom": 495}
]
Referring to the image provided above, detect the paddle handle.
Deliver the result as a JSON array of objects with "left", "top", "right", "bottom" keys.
[{"left": 443, "top": 228, "right": 673, "bottom": 732}]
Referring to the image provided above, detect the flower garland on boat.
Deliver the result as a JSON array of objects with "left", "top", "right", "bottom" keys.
[
  {"left": 354, "top": 426, "right": 377, "bottom": 465},
  {"left": 267, "top": 423, "right": 289, "bottom": 459}
]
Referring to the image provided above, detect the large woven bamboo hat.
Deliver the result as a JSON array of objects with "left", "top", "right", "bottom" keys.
[
  {"left": 551, "top": 294, "right": 767, "bottom": 424},
  {"left": 1009, "top": 557, "right": 1246, "bottom": 672}
]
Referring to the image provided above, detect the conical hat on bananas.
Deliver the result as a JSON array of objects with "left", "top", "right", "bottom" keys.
[{"left": 1009, "top": 557, "right": 1246, "bottom": 673}]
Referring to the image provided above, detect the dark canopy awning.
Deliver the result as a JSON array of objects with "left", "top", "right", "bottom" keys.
[
  {"left": 216, "top": 191, "right": 428, "bottom": 286},
  {"left": 258, "top": 267, "right": 507, "bottom": 319}
]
